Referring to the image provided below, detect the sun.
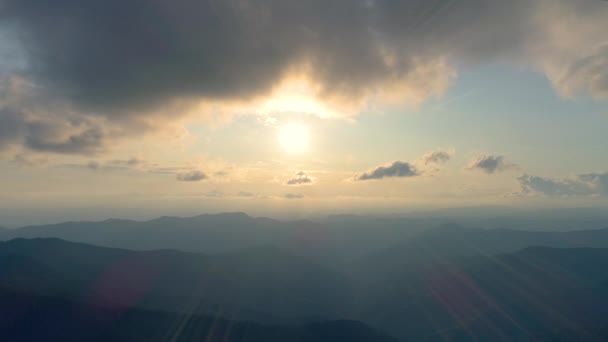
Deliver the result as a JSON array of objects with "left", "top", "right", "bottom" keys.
[{"left": 278, "top": 122, "right": 310, "bottom": 153}]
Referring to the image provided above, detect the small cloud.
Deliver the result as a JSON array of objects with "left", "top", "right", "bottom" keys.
[
  {"left": 237, "top": 191, "right": 255, "bottom": 198},
  {"left": 205, "top": 190, "right": 224, "bottom": 198},
  {"left": 87, "top": 161, "right": 100, "bottom": 170},
  {"left": 12, "top": 153, "right": 48, "bottom": 167},
  {"left": 519, "top": 172, "right": 608, "bottom": 197},
  {"left": 148, "top": 166, "right": 190, "bottom": 175},
  {"left": 286, "top": 171, "right": 314, "bottom": 185},
  {"left": 109, "top": 157, "right": 144, "bottom": 167},
  {"left": 421, "top": 150, "right": 452, "bottom": 165},
  {"left": 60, "top": 158, "right": 143, "bottom": 172},
  {"left": 176, "top": 170, "right": 207, "bottom": 182},
  {"left": 467, "top": 155, "right": 515, "bottom": 174},
  {"left": 284, "top": 193, "right": 304, "bottom": 199},
  {"left": 356, "top": 161, "right": 419, "bottom": 181}
]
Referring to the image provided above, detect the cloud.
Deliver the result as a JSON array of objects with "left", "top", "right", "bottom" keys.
[
  {"left": 86, "top": 161, "right": 100, "bottom": 170},
  {"left": 204, "top": 190, "right": 224, "bottom": 198},
  {"left": 0, "top": 108, "right": 24, "bottom": 150},
  {"left": 0, "top": 77, "right": 108, "bottom": 155},
  {"left": 237, "top": 191, "right": 255, "bottom": 198},
  {"left": 286, "top": 171, "right": 314, "bottom": 185},
  {"left": 1, "top": 115, "right": 105, "bottom": 155},
  {"left": 467, "top": 155, "right": 515, "bottom": 174},
  {"left": 176, "top": 170, "right": 207, "bottom": 182},
  {"left": 356, "top": 161, "right": 419, "bottom": 181},
  {"left": 518, "top": 172, "right": 608, "bottom": 197},
  {"left": 55, "top": 157, "right": 152, "bottom": 173},
  {"left": 24, "top": 123, "right": 104, "bottom": 155},
  {"left": 0, "top": 0, "right": 606, "bottom": 155},
  {"left": 109, "top": 157, "right": 144, "bottom": 167},
  {"left": 0, "top": 0, "right": 455, "bottom": 116},
  {"left": 556, "top": 44, "right": 608, "bottom": 99},
  {"left": 12, "top": 153, "right": 48, "bottom": 167},
  {"left": 284, "top": 193, "right": 304, "bottom": 200},
  {"left": 421, "top": 150, "right": 452, "bottom": 165},
  {"left": 1, "top": 1, "right": 606, "bottom": 116},
  {"left": 578, "top": 172, "right": 608, "bottom": 195}
]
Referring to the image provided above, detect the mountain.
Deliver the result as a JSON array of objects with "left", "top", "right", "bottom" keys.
[
  {"left": 357, "top": 224, "right": 608, "bottom": 274},
  {"left": 3, "top": 213, "right": 608, "bottom": 266},
  {"left": 0, "top": 238, "right": 351, "bottom": 320},
  {"left": 0, "top": 213, "right": 427, "bottom": 263},
  {"left": 3, "top": 237, "right": 608, "bottom": 340},
  {"left": 0, "top": 290, "right": 396, "bottom": 342},
  {"left": 353, "top": 246, "right": 608, "bottom": 341}
]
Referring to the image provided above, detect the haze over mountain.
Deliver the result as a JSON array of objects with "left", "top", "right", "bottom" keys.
[
  {"left": 3, "top": 211, "right": 608, "bottom": 265},
  {"left": 1, "top": 0, "right": 608, "bottom": 340},
  {"left": 0, "top": 290, "right": 396, "bottom": 342},
  {"left": 2, "top": 227, "right": 608, "bottom": 341}
]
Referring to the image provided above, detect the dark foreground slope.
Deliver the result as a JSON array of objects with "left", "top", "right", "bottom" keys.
[
  {"left": 3, "top": 238, "right": 608, "bottom": 340},
  {"left": 0, "top": 290, "right": 395, "bottom": 342},
  {"left": 0, "top": 238, "right": 351, "bottom": 320},
  {"left": 355, "top": 247, "right": 608, "bottom": 341}
]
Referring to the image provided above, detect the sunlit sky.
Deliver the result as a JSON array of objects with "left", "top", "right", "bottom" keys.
[{"left": 0, "top": 1, "right": 607, "bottom": 225}]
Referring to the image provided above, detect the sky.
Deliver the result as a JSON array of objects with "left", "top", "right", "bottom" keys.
[{"left": 0, "top": 0, "right": 608, "bottom": 225}]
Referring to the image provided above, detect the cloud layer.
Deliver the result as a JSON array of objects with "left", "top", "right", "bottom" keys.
[
  {"left": 0, "top": 77, "right": 108, "bottom": 155},
  {"left": 0, "top": 0, "right": 607, "bottom": 156}
]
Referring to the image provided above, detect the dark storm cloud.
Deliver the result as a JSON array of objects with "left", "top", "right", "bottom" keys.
[
  {"left": 0, "top": 108, "right": 24, "bottom": 150},
  {"left": 0, "top": 106, "right": 105, "bottom": 155},
  {"left": 286, "top": 171, "right": 314, "bottom": 185},
  {"left": 23, "top": 123, "right": 104, "bottom": 155},
  {"left": 518, "top": 172, "right": 608, "bottom": 197},
  {"left": 0, "top": 0, "right": 606, "bottom": 156},
  {"left": 357, "top": 161, "right": 419, "bottom": 181},
  {"left": 467, "top": 155, "right": 514, "bottom": 174},
  {"left": 3, "top": 0, "right": 593, "bottom": 115},
  {"left": 176, "top": 170, "right": 207, "bottom": 182}
]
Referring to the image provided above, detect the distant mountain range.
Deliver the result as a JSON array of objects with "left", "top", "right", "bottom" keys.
[
  {"left": 2, "top": 234, "right": 608, "bottom": 340},
  {"left": 0, "top": 213, "right": 428, "bottom": 264},
  {"left": 2, "top": 212, "right": 608, "bottom": 265}
]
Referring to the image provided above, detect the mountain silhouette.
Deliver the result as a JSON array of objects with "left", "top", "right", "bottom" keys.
[
  {"left": 0, "top": 290, "right": 396, "bottom": 342},
  {"left": 3, "top": 237, "right": 608, "bottom": 340},
  {"left": 3, "top": 213, "right": 608, "bottom": 267}
]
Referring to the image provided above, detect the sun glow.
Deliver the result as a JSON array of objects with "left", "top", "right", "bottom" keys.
[
  {"left": 260, "top": 74, "right": 339, "bottom": 118},
  {"left": 278, "top": 122, "right": 310, "bottom": 153}
]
